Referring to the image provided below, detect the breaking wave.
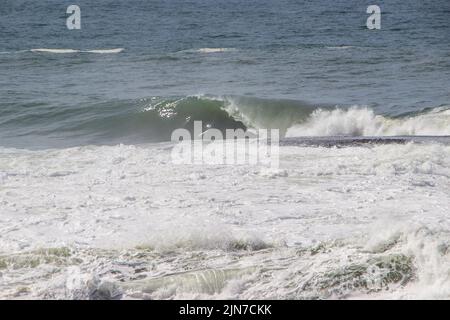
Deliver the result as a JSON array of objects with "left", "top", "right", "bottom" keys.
[
  {"left": 286, "top": 106, "right": 450, "bottom": 137},
  {"left": 1, "top": 95, "right": 449, "bottom": 148},
  {"left": 30, "top": 48, "right": 124, "bottom": 54},
  {"left": 0, "top": 48, "right": 125, "bottom": 55},
  {"left": 196, "top": 48, "right": 236, "bottom": 53}
]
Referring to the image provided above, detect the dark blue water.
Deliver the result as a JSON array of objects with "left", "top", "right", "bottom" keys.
[{"left": 1, "top": 0, "right": 449, "bottom": 148}]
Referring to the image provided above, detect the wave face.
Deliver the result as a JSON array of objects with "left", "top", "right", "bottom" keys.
[
  {"left": 0, "top": 95, "right": 449, "bottom": 149},
  {"left": 0, "top": 96, "right": 247, "bottom": 148}
]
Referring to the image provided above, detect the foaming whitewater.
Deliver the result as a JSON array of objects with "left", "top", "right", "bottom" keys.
[
  {"left": 286, "top": 106, "right": 450, "bottom": 137},
  {"left": 1, "top": 141, "right": 450, "bottom": 299},
  {"left": 1, "top": 0, "right": 450, "bottom": 301}
]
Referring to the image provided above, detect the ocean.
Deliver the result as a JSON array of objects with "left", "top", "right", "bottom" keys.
[{"left": 0, "top": 0, "right": 449, "bottom": 299}]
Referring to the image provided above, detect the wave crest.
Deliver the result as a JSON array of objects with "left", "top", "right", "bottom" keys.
[
  {"left": 1, "top": 95, "right": 449, "bottom": 148},
  {"left": 286, "top": 107, "right": 450, "bottom": 137},
  {"left": 29, "top": 48, "right": 124, "bottom": 54}
]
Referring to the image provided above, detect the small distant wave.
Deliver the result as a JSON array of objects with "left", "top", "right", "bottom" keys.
[
  {"left": 31, "top": 49, "right": 79, "bottom": 54},
  {"left": 197, "top": 48, "right": 236, "bottom": 53},
  {"left": 0, "top": 50, "right": 32, "bottom": 55},
  {"left": 83, "top": 48, "right": 124, "bottom": 54},
  {"left": 30, "top": 48, "right": 124, "bottom": 54},
  {"left": 326, "top": 45, "right": 355, "bottom": 50},
  {"left": 175, "top": 48, "right": 237, "bottom": 55}
]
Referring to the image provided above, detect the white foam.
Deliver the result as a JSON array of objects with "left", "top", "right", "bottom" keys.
[
  {"left": 1, "top": 142, "right": 449, "bottom": 299},
  {"left": 31, "top": 49, "right": 80, "bottom": 54},
  {"left": 82, "top": 48, "right": 124, "bottom": 54},
  {"left": 0, "top": 50, "right": 30, "bottom": 55},
  {"left": 286, "top": 106, "right": 450, "bottom": 137},
  {"left": 197, "top": 48, "right": 235, "bottom": 53},
  {"left": 362, "top": 224, "right": 450, "bottom": 299},
  {"left": 30, "top": 48, "right": 124, "bottom": 54}
]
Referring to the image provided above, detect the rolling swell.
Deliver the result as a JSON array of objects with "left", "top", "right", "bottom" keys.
[
  {"left": 0, "top": 96, "right": 247, "bottom": 148},
  {"left": 0, "top": 95, "right": 449, "bottom": 149}
]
